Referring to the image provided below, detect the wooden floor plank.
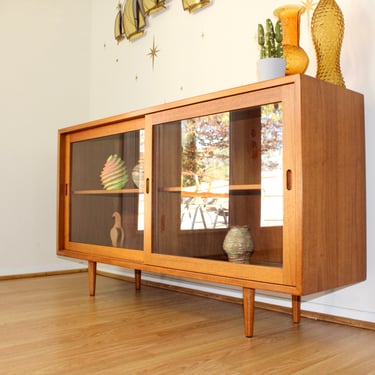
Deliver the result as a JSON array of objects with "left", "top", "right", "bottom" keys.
[{"left": 0, "top": 273, "right": 375, "bottom": 374}]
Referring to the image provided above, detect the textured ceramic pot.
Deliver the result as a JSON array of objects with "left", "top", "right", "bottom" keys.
[{"left": 223, "top": 226, "right": 254, "bottom": 264}]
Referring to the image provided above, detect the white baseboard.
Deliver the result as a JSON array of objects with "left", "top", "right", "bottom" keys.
[
  {"left": 98, "top": 264, "right": 375, "bottom": 325},
  {"left": 0, "top": 258, "right": 86, "bottom": 277}
]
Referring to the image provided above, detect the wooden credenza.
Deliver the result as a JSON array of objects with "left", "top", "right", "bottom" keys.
[{"left": 57, "top": 74, "right": 366, "bottom": 337}]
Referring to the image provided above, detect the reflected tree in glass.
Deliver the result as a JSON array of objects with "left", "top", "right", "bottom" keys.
[{"left": 260, "top": 103, "right": 283, "bottom": 227}]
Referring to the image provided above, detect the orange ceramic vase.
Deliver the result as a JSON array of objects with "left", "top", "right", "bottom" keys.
[{"left": 274, "top": 5, "right": 309, "bottom": 75}]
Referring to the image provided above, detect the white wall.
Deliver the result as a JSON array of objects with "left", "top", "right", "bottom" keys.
[
  {"left": 0, "top": 0, "right": 91, "bottom": 273},
  {"left": 1, "top": 0, "right": 374, "bottom": 323}
]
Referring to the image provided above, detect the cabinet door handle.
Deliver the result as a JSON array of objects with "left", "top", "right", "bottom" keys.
[
  {"left": 286, "top": 169, "right": 292, "bottom": 190},
  {"left": 146, "top": 178, "right": 150, "bottom": 194}
]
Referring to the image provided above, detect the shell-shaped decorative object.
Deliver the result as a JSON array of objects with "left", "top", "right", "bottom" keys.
[{"left": 100, "top": 154, "right": 128, "bottom": 190}]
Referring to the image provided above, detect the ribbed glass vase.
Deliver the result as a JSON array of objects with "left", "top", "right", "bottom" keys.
[{"left": 311, "top": 0, "right": 345, "bottom": 87}]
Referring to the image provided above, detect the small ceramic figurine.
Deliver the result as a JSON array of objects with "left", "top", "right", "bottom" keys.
[{"left": 110, "top": 211, "right": 125, "bottom": 248}]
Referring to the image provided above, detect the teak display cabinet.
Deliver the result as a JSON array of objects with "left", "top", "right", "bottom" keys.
[{"left": 57, "top": 75, "right": 366, "bottom": 337}]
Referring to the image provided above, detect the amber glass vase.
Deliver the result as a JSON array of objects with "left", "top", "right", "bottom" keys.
[
  {"left": 274, "top": 5, "right": 309, "bottom": 75},
  {"left": 311, "top": 0, "right": 345, "bottom": 87}
]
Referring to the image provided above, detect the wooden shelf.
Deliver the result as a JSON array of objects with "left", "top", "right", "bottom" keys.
[
  {"left": 73, "top": 188, "right": 141, "bottom": 195},
  {"left": 75, "top": 184, "right": 261, "bottom": 196},
  {"left": 229, "top": 184, "right": 262, "bottom": 191},
  {"left": 162, "top": 184, "right": 261, "bottom": 198}
]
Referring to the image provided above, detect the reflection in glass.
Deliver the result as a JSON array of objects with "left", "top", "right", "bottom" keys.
[
  {"left": 178, "top": 105, "right": 283, "bottom": 230},
  {"left": 180, "top": 113, "right": 229, "bottom": 230},
  {"left": 153, "top": 103, "right": 284, "bottom": 266},
  {"left": 260, "top": 103, "right": 283, "bottom": 227}
]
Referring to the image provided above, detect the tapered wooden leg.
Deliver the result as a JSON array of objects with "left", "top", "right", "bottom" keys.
[
  {"left": 292, "top": 295, "right": 301, "bottom": 323},
  {"left": 243, "top": 287, "right": 255, "bottom": 337},
  {"left": 88, "top": 261, "right": 97, "bottom": 296},
  {"left": 135, "top": 269, "right": 142, "bottom": 291}
]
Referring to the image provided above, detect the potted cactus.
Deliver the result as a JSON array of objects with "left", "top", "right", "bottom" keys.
[{"left": 256, "top": 19, "right": 286, "bottom": 81}]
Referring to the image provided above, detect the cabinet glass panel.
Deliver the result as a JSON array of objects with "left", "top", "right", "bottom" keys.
[
  {"left": 69, "top": 130, "right": 144, "bottom": 250},
  {"left": 153, "top": 103, "right": 283, "bottom": 266}
]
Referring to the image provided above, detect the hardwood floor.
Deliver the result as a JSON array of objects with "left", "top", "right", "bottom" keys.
[{"left": 0, "top": 273, "right": 375, "bottom": 374}]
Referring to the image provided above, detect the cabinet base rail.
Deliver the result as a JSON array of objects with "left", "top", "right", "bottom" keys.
[{"left": 87, "top": 261, "right": 301, "bottom": 337}]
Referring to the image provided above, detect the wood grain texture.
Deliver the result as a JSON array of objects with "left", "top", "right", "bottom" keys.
[
  {"left": 1, "top": 273, "right": 375, "bottom": 374},
  {"left": 299, "top": 76, "right": 366, "bottom": 294}
]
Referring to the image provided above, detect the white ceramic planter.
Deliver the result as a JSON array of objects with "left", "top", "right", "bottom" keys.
[{"left": 257, "top": 58, "right": 286, "bottom": 81}]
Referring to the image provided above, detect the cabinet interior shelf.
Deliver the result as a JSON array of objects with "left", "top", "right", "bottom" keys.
[
  {"left": 73, "top": 188, "right": 141, "bottom": 195},
  {"left": 229, "top": 184, "right": 262, "bottom": 191},
  {"left": 162, "top": 184, "right": 262, "bottom": 198}
]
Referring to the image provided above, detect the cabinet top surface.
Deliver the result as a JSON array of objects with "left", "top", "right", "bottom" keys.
[{"left": 59, "top": 74, "right": 362, "bottom": 135}]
